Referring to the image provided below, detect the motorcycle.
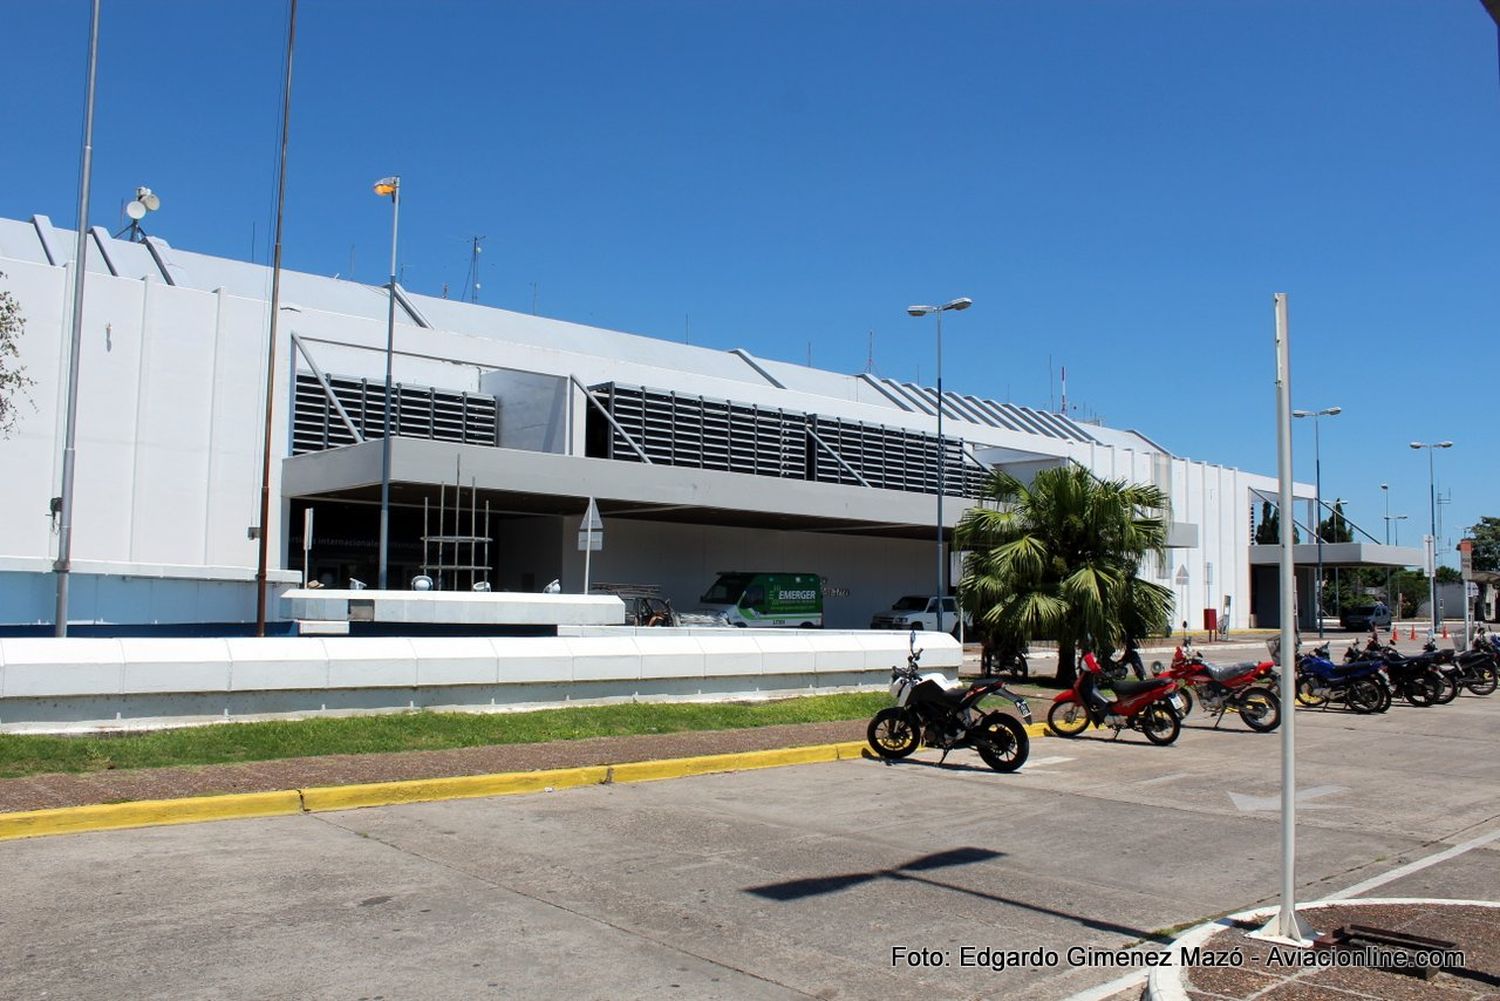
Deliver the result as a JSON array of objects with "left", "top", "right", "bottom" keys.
[
  {"left": 1428, "top": 635, "right": 1497, "bottom": 697},
  {"left": 867, "top": 631, "right": 1033, "bottom": 772},
  {"left": 1343, "top": 638, "right": 1450, "bottom": 707},
  {"left": 1152, "top": 639, "right": 1280, "bottom": 732},
  {"left": 1297, "top": 643, "right": 1390, "bottom": 713},
  {"left": 1047, "top": 651, "right": 1183, "bottom": 745}
]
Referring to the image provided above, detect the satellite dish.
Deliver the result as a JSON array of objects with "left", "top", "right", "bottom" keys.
[
  {"left": 125, "top": 200, "right": 146, "bottom": 221},
  {"left": 141, "top": 191, "right": 160, "bottom": 212}
]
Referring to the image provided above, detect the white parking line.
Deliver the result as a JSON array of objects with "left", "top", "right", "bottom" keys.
[
  {"left": 1022, "top": 755, "right": 1074, "bottom": 769},
  {"left": 1323, "top": 825, "right": 1500, "bottom": 900}
]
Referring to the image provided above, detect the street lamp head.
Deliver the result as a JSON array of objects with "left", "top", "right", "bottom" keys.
[
  {"left": 1321, "top": 406, "right": 1342, "bottom": 416},
  {"left": 1438, "top": 441, "right": 1453, "bottom": 448},
  {"left": 1409, "top": 442, "right": 1423, "bottom": 450},
  {"left": 907, "top": 305, "right": 935, "bottom": 317},
  {"left": 373, "top": 176, "right": 400, "bottom": 198},
  {"left": 943, "top": 297, "right": 973, "bottom": 312},
  {"left": 1380, "top": 483, "right": 1388, "bottom": 490},
  {"left": 1292, "top": 410, "right": 1312, "bottom": 418}
]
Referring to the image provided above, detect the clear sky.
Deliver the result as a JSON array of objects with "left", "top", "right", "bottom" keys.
[{"left": 3, "top": 1, "right": 1496, "bottom": 563}]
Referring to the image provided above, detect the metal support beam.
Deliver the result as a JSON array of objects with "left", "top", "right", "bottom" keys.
[
  {"left": 291, "top": 333, "right": 365, "bottom": 443},
  {"left": 569, "top": 375, "right": 652, "bottom": 464},
  {"left": 807, "top": 428, "right": 870, "bottom": 487}
]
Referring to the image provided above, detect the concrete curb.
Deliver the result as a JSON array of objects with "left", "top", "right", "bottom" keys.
[
  {"left": 0, "top": 789, "right": 303, "bottom": 842},
  {"left": 0, "top": 722, "right": 1051, "bottom": 843}
]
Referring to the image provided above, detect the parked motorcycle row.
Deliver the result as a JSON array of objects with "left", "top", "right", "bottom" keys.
[
  {"left": 866, "top": 625, "right": 1500, "bottom": 770},
  {"left": 1295, "top": 628, "right": 1499, "bottom": 713}
]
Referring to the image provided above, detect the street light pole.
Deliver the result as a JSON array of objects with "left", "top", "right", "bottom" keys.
[
  {"left": 1292, "top": 406, "right": 1340, "bottom": 637},
  {"left": 907, "top": 297, "right": 972, "bottom": 636},
  {"left": 374, "top": 176, "right": 401, "bottom": 590},
  {"left": 53, "top": 0, "right": 102, "bottom": 638},
  {"left": 1380, "top": 483, "right": 1391, "bottom": 616},
  {"left": 1411, "top": 441, "right": 1453, "bottom": 634}
]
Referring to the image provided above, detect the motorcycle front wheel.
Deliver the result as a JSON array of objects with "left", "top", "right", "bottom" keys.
[
  {"left": 1347, "top": 678, "right": 1387, "bottom": 714},
  {"left": 1402, "top": 674, "right": 1439, "bottom": 708},
  {"left": 1464, "top": 664, "right": 1497, "bottom": 696},
  {"left": 974, "top": 712, "right": 1030, "bottom": 773},
  {"left": 1047, "top": 700, "right": 1090, "bottom": 737},
  {"left": 1295, "top": 678, "right": 1328, "bottom": 708},
  {"left": 1139, "top": 703, "right": 1181, "bottom": 745},
  {"left": 1236, "top": 686, "right": 1280, "bottom": 732},
  {"left": 867, "top": 707, "right": 921, "bottom": 759}
]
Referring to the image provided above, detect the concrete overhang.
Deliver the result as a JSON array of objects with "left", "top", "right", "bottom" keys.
[
  {"left": 1166, "top": 522, "right": 1199, "bottom": 549},
  {"left": 1247, "top": 542, "right": 1424, "bottom": 568},
  {"left": 282, "top": 439, "right": 971, "bottom": 539}
]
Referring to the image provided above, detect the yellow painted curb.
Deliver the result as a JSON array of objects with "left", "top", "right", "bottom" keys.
[
  {"left": 607, "top": 741, "right": 862, "bottom": 786},
  {"left": 0, "top": 726, "right": 1050, "bottom": 842},
  {"left": 0, "top": 789, "right": 303, "bottom": 842},
  {"left": 301, "top": 765, "right": 611, "bottom": 813}
]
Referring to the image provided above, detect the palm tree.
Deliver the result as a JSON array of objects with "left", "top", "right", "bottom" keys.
[{"left": 956, "top": 464, "right": 1174, "bottom": 688}]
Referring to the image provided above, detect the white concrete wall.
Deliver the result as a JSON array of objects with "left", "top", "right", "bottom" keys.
[
  {"left": 0, "top": 260, "right": 279, "bottom": 578},
  {"left": 0, "top": 631, "right": 960, "bottom": 728}
]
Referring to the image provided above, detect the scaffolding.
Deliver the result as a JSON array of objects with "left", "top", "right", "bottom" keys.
[{"left": 421, "top": 456, "right": 491, "bottom": 591}]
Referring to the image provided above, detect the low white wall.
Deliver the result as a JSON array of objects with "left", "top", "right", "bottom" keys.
[
  {"left": 0, "top": 631, "right": 958, "bottom": 729},
  {"left": 281, "top": 589, "right": 627, "bottom": 626}
]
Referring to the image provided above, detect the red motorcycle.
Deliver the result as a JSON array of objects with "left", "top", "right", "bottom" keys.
[
  {"left": 1047, "top": 651, "right": 1182, "bottom": 744},
  {"left": 1151, "top": 639, "right": 1280, "bottom": 732}
]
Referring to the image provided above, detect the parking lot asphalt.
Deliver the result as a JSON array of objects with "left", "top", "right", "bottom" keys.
[{"left": 1, "top": 693, "right": 1496, "bottom": 1001}]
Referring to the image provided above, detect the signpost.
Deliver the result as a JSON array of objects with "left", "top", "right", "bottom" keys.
[{"left": 578, "top": 498, "right": 603, "bottom": 593}]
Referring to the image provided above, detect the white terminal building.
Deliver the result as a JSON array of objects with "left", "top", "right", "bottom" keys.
[{"left": 0, "top": 214, "right": 1416, "bottom": 636}]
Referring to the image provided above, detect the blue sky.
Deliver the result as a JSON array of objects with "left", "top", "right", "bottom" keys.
[{"left": 3, "top": 1, "right": 1496, "bottom": 561}]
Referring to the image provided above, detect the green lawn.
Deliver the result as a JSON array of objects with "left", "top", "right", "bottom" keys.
[{"left": 0, "top": 693, "right": 890, "bottom": 780}]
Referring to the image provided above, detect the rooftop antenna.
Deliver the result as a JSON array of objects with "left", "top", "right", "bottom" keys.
[
  {"left": 864, "top": 330, "right": 876, "bottom": 374},
  {"left": 114, "top": 186, "right": 161, "bottom": 241},
  {"left": 461, "top": 235, "right": 485, "bottom": 303},
  {"left": 1060, "top": 364, "right": 1067, "bottom": 415},
  {"left": 806, "top": 340, "right": 812, "bottom": 367}
]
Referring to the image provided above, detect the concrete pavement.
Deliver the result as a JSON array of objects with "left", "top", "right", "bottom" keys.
[{"left": 1, "top": 693, "right": 1496, "bottom": 1000}]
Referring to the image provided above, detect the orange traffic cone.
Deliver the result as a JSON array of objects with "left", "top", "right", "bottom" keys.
[
  {"left": 1441, "top": 622, "right": 1449, "bottom": 639},
  {"left": 1409, "top": 623, "right": 1417, "bottom": 640},
  {"left": 1391, "top": 628, "right": 1399, "bottom": 646}
]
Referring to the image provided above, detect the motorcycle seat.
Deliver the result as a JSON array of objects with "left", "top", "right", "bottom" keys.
[
  {"left": 1108, "top": 677, "right": 1169, "bottom": 699},
  {"left": 1203, "top": 661, "right": 1257, "bottom": 682}
]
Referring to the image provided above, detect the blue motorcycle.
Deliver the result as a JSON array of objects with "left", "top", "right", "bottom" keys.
[{"left": 1296, "top": 643, "right": 1390, "bottom": 713}]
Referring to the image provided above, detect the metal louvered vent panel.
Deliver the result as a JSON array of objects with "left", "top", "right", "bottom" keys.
[
  {"left": 592, "top": 382, "right": 986, "bottom": 498},
  {"left": 292, "top": 373, "right": 498, "bottom": 455}
]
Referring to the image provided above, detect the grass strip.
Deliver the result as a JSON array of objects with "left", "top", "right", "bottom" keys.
[{"left": 0, "top": 693, "right": 891, "bottom": 779}]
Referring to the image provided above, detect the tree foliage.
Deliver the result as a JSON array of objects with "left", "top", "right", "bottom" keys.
[
  {"left": 0, "top": 272, "right": 34, "bottom": 437},
  {"left": 955, "top": 464, "right": 1173, "bottom": 687},
  {"left": 1470, "top": 517, "right": 1500, "bottom": 574},
  {"left": 1318, "top": 500, "right": 1353, "bottom": 544},
  {"left": 1254, "top": 501, "right": 1299, "bottom": 544}
]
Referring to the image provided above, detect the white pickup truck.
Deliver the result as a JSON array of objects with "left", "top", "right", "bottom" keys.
[{"left": 868, "top": 595, "right": 966, "bottom": 637}]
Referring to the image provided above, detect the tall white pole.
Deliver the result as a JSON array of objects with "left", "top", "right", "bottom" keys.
[
  {"left": 378, "top": 180, "right": 400, "bottom": 590},
  {"left": 935, "top": 308, "right": 944, "bottom": 635},
  {"left": 1268, "top": 292, "right": 1311, "bottom": 943},
  {"left": 54, "top": 0, "right": 102, "bottom": 637}
]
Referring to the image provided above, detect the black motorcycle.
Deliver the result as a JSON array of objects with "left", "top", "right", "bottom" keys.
[{"left": 868, "top": 632, "right": 1033, "bottom": 773}]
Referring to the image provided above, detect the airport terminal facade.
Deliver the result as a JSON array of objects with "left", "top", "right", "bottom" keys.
[{"left": 1, "top": 214, "right": 1406, "bottom": 634}]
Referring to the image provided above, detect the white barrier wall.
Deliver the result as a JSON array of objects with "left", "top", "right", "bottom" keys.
[{"left": 0, "top": 631, "right": 959, "bottom": 730}]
